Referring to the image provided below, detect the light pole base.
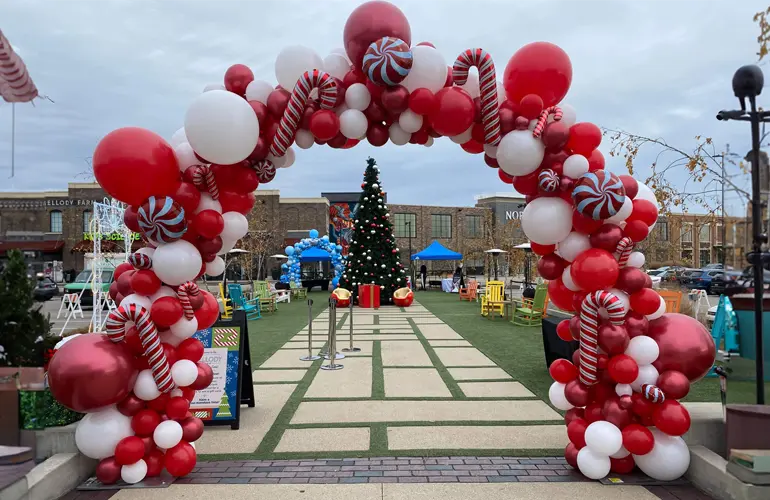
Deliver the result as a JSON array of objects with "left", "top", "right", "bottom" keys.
[
  {"left": 320, "top": 363, "right": 344, "bottom": 371},
  {"left": 342, "top": 347, "right": 361, "bottom": 353},
  {"left": 324, "top": 352, "right": 345, "bottom": 360},
  {"left": 300, "top": 355, "right": 321, "bottom": 361}
]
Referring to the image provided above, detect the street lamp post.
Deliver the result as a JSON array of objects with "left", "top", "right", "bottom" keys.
[{"left": 717, "top": 64, "right": 770, "bottom": 404}]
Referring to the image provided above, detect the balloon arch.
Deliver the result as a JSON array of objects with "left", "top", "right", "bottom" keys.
[
  {"left": 281, "top": 229, "right": 346, "bottom": 287},
  {"left": 44, "top": 0, "right": 715, "bottom": 487}
]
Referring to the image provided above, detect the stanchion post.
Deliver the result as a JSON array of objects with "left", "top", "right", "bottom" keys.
[
  {"left": 321, "top": 296, "right": 344, "bottom": 370},
  {"left": 342, "top": 297, "right": 361, "bottom": 353},
  {"left": 300, "top": 299, "right": 320, "bottom": 361}
]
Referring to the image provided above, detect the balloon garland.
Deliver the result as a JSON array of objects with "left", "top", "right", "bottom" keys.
[{"left": 280, "top": 229, "right": 346, "bottom": 289}]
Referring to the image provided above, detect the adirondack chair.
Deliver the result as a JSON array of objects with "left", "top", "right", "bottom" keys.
[
  {"left": 480, "top": 281, "right": 505, "bottom": 318},
  {"left": 290, "top": 281, "right": 307, "bottom": 299},
  {"left": 512, "top": 284, "right": 549, "bottom": 326},
  {"left": 218, "top": 282, "right": 233, "bottom": 319},
  {"left": 459, "top": 280, "right": 478, "bottom": 301},
  {"left": 658, "top": 290, "right": 682, "bottom": 313},
  {"left": 228, "top": 284, "right": 261, "bottom": 320},
  {"left": 253, "top": 280, "right": 277, "bottom": 313},
  {"left": 269, "top": 281, "right": 291, "bottom": 305}
]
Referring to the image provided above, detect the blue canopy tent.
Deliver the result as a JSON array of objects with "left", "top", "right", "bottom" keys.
[
  {"left": 299, "top": 246, "right": 331, "bottom": 262},
  {"left": 411, "top": 241, "right": 462, "bottom": 261}
]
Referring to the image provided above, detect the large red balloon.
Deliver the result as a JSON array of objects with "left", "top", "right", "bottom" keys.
[
  {"left": 647, "top": 313, "right": 716, "bottom": 382},
  {"left": 503, "top": 42, "right": 572, "bottom": 107},
  {"left": 165, "top": 442, "right": 197, "bottom": 477},
  {"left": 657, "top": 370, "right": 691, "bottom": 399},
  {"left": 194, "top": 290, "right": 220, "bottom": 330},
  {"left": 429, "top": 87, "right": 475, "bottom": 137},
  {"left": 570, "top": 248, "right": 619, "bottom": 291},
  {"left": 343, "top": 1, "right": 411, "bottom": 68},
  {"left": 547, "top": 278, "right": 576, "bottom": 312},
  {"left": 48, "top": 334, "right": 138, "bottom": 412},
  {"left": 590, "top": 224, "right": 624, "bottom": 252},
  {"left": 652, "top": 400, "right": 691, "bottom": 436},
  {"left": 566, "top": 123, "right": 602, "bottom": 156},
  {"left": 549, "top": 359, "right": 578, "bottom": 383},
  {"left": 93, "top": 127, "right": 180, "bottom": 206},
  {"left": 567, "top": 418, "right": 588, "bottom": 448},
  {"left": 310, "top": 110, "right": 340, "bottom": 141},
  {"left": 608, "top": 354, "right": 639, "bottom": 384},
  {"left": 115, "top": 436, "right": 146, "bottom": 465},
  {"left": 224, "top": 64, "right": 254, "bottom": 96},
  {"left": 96, "top": 457, "right": 122, "bottom": 485},
  {"left": 622, "top": 424, "right": 654, "bottom": 455}
]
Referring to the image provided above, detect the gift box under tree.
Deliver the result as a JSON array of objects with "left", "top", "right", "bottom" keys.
[{"left": 358, "top": 284, "right": 381, "bottom": 309}]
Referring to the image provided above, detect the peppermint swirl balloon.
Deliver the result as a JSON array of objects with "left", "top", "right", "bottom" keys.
[
  {"left": 137, "top": 196, "right": 187, "bottom": 244},
  {"left": 128, "top": 252, "right": 152, "bottom": 270},
  {"left": 538, "top": 169, "right": 559, "bottom": 193},
  {"left": 253, "top": 159, "right": 276, "bottom": 183},
  {"left": 572, "top": 171, "right": 626, "bottom": 220},
  {"left": 362, "top": 37, "right": 413, "bottom": 87}
]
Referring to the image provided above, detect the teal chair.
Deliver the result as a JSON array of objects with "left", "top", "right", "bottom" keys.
[{"left": 228, "top": 284, "right": 261, "bottom": 320}]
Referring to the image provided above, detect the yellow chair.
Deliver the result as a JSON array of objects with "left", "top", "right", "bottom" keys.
[
  {"left": 659, "top": 290, "right": 682, "bottom": 313},
  {"left": 481, "top": 281, "right": 505, "bottom": 318},
  {"left": 218, "top": 282, "right": 233, "bottom": 319}
]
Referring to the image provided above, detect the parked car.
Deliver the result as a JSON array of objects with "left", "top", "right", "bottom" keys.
[
  {"left": 687, "top": 270, "right": 725, "bottom": 294},
  {"left": 32, "top": 277, "right": 59, "bottom": 301},
  {"left": 702, "top": 263, "right": 724, "bottom": 270},
  {"left": 63, "top": 269, "right": 115, "bottom": 307},
  {"left": 709, "top": 267, "right": 770, "bottom": 296},
  {"left": 677, "top": 268, "right": 703, "bottom": 286}
]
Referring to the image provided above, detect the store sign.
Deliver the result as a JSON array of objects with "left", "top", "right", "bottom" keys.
[
  {"left": 46, "top": 199, "right": 99, "bottom": 207},
  {"left": 82, "top": 232, "right": 141, "bottom": 241},
  {"left": 505, "top": 210, "right": 524, "bottom": 221}
]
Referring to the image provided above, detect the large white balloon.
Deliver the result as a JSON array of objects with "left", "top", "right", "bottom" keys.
[
  {"left": 174, "top": 142, "right": 198, "bottom": 172},
  {"left": 121, "top": 460, "right": 147, "bottom": 484},
  {"left": 120, "top": 293, "right": 153, "bottom": 312},
  {"left": 153, "top": 420, "right": 183, "bottom": 449},
  {"left": 557, "top": 232, "right": 592, "bottom": 262},
  {"left": 245, "top": 80, "right": 273, "bottom": 104},
  {"left": 625, "top": 335, "right": 660, "bottom": 365},
  {"left": 522, "top": 197, "right": 574, "bottom": 245},
  {"left": 606, "top": 196, "right": 633, "bottom": 225},
  {"left": 202, "top": 83, "right": 225, "bottom": 93},
  {"left": 398, "top": 109, "right": 424, "bottom": 134},
  {"left": 563, "top": 154, "right": 589, "bottom": 178},
  {"left": 635, "top": 181, "right": 658, "bottom": 205},
  {"left": 275, "top": 45, "right": 323, "bottom": 90},
  {"left": 195, "top": 193, "right": 222, "bottom": 214},
  {"left": 339, "top": 109, "right": 368, "bottom": 139},
  {"left": 401, "top": 45, "right": 447, "bottom": 93},
  {"left": 548, "top": 381, "right": 573, "bottom": 411},
  {"left": 206, "top": 256, "right": 225, "bottom": 276},
  {"left": 323, "top": 53, "right": 351, "bottom": 80},
  {"left": 344, "top": 83, "right": 371, "bottom": 111},
  {"left": 450, "top": 126, "right": 473, "bottom": 144},
  {"left": 185, "top": 90, "right": 258, "bottom": 165},
  {"left": 631, "top": 364, "right": 660, "bottom": 392},
  {"left": 133, "top": 369, "right": 161, "bottom": 401},
  {"left": 584, "top": 421, "right": 623, "bottom": 456},
  {"left": 152, "top": 240, "right": 202, "bottom": 286},
  {"left": 577, "top": 447, "right": 611, "bottom": 480},
  {"left": 497, "top": 130, "right": 545, "bottom": 176},
  {"left": 560, "top": 104, "right": 577, "bottom": 127},
  {"left": 75, "top": 406, "right": 134, "bottom": 459},
  {"left": 150, "top": 285, "right": 176, "bottom": 303},
  {"left": 169, "top": 128, "right": 188, "bottom": 148},
  {"left": 295, "top": 129, "right": 315, "bottom": 149},
  {"left": 389, "top": 123, "right": 411, "bottom": 146},
  {"left": 633, "top": 430, "right": 690, "bottom": 481},
  {"left": 221, "top": 212, "right": 249, "bottom": 241}
]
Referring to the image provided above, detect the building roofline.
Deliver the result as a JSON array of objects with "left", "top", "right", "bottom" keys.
[{"left": 280, "top": 197, "right": 330, "bottom": 205}]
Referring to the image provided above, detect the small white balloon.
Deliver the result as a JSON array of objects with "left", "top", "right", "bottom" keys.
[
  {"left": 398, "top": 109, "right": 424, "bottom": 134},
  {"left": 625, "top": 335, "right": 660, "bottom": 365},
  {"left": 133, "top": 369, "right": 161, "bottom": 401},
  {"left": 74, "top": 406, "right": 134, "bottom": 459},
  {"left": 401, "top": 45, "right": 447, "bottom": 93},
  {"left": 295, "top": 129, "right": 315, "bottom": 149},
  {"left": 217, "top": 238, "right": 237, "bottom": 256},
  {"left": 136, "top": 247, "right": 155, "bottom": 259},
  {"left": 152, "top": 240, "right": 202, "bottom": 286},
  {"left": 646, "top": 296, "right": 667, "bottom": 321},
  {"left": 344, "top": 83, "right": 371, "bottom": 111},
  {"left": 522, "top": 197, "right": 574, "bottom": 245},
  {"left": 450, "top": 126, "right": 473, "bottom": 144},
  {"left": 611, "top": 446, "right": 631, "bottom": 459},
  {"left": 275, "top": 45, "right": 323, "bottom": 90},
  {"left": 626, "top": 252, "right": 646, "bottom": 268},
  {"left": 585, "top": 421, "right": 623, "bottom": 456},
  {"left": 169, "top": 128, "right": 188, "bottom": 149},
  {"left": 121, "top": 459, "right": 148, "bottom": 484},
  {"left": 170, "top": 317, "right": 198, "bottom": 340},
  {"left": 282, "top": 147, "right": 296, "bottom": 168},
  {"left": 631, "top": 364, "right": 660, "bottom": 392},
  {"left": 120, "top": 293, "right": 153, "bottom": 312},
  {"left": 577, "top": 447, "right": 611, "bottom": 480},
  {"left": 497, "top": 130, "right": 545, "bottom": 177},
  {"left": 174, "top": 143, "right": 198, "bottom": 172},
  {"left": 202, "top": 83, "right": 225, "bottom": 93},
  {"left": 160, "top": 329, "right": 183, "bottom": 347},
  {"left": 206, "top": 256, "right": 225, "bottom": 276},
  {"left": 153, "top": 420, "right": 183, "bottom": 449},
  {"left": 633, "top": 430, "right": 690, "bottom": 481},
  {"left": 484, "top": 144, "right": 498, "bottom": 159},
  {"left": 339, "top": 109, "right": 368, "bottom": 139},
  {"left": 560, "top": 104, "right": 577, "bottom": 127},
  {"left": 606, "top": 197, "right": 633, "bottom": 224},
  {"left": 323, "top": 53, "right": 351, "bottom": 80},
  {"left": 563, "top": 154, "right": 590, "bottom": 178},
  {"left": 221, "top": 212, "right": 249, "bottom": 241},
  {"left": 562, "top": 266, "right": 582, "bottom": 292},
  {"left": 267, "top": 152, "right": 288, "bottom": 169},
  {"left": 615, "top": 383, "right": 633, "bottom": 397},
  {"left": 195, "top": 193, "right": 222, "bottom": 214},
  {"left": 389, "top": 123, "right": 411, "bottom": 146},
  {"left": 171, "top": 359, "right": 199, "bottom": 386},
  {"left": 557, "top": 232, "right": 592, "bottom": 262},
  {"left": 548, "top": 381, "right": 574, "bottom": 411},
  {"left": 245, "top": 80, "right": 273, "bottom": 104}
]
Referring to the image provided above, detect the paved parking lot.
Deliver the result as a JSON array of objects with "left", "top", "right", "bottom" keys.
[{"left": 38, "top": 296, "right": 96, "bottom": 335}]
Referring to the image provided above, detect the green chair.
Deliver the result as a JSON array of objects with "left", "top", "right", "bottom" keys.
[
  {"left": 253, "top": 280, "right": 277, "bottom": 313},
  {"left": 228, "top": 284, "right": 261, "bottom": 320},
  {"left": 512, "top": 285, "right": 548, "bottom": 326},
  {"left": 290, "top": 281, "right": 307, "bottom": 299}
]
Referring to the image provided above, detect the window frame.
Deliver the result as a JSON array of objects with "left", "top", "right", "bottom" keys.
[
  {"left": 680, "top": 222, "right": 693, "bottom": 245},
  {"left": 465, "top": 214, "right": 483, "bottom": 238},
  {"left": 657, "top": 221, "right": 669, "bottom": 241},
  {"left": 431, "top": 214, "right": 452, "bottom": 239},
  {"left": 699, "top": 223, "right": 710, "bottom": 243},
  {"left": 83, "top": 210, "right": 92, "bottom": 234},
  {"left": 393, "top": 213, "right": 416, "bottom": 238},
  {"left": 49, "top": 210, "right": 63, "bottom": 234}
]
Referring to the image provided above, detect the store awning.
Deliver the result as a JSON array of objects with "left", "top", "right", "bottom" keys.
[{"left": 0, "top": 240, "right": 64, "bottom": 254}]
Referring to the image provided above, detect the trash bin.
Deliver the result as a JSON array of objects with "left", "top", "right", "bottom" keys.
[
  {"left": 732, "top": 294, "right": 770, "bottom": 381},
  {"left": 726, "top": 404, "right": 770, "bottom": 454}
]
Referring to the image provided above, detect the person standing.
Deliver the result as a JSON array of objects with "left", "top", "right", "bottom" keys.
[{"left": 420, "top": 264, "right": 427, "bottom": 290}]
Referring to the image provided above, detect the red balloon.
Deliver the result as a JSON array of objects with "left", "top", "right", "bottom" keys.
[
  {"left": 567, "top": 418, "right": 588, "bottom": 448},
  {"left": 531, "top": 242, "right": 556, "bottom": 256},
  {"left": 590, "top": 224, "right": 624, "bottom": 252},
  {"left": 610, "top": 455, "right": 636, "bottom": 474},
  {"left": 310, "top": 110, "right": 340, "bottom": 141},
  {"left": 648, "top": 313, "right": 716, "bottom": 382},
  {"left": 564, "top": 443, "right": 579, "bottom": 468},
  {"left": 191, "top": 361, "right": 214, "bottom": 390},
  {"left": 570, "top": 248, "right": 619, "bottom": 291},
  {"left": 602, "top": 396, "right": 634, "bottom": 429},
  {"left": 461, "top": 138, "right": 484, "bottom": 155},
  {"left": 248, "top": 100, "right": 269, "bottom": 126},
  {"left": 194, "top": 290, "right": 220, "bottom": 330},
  {"left": 572, "top": 349, "right": 581, "bottom": 369},
  {"left": 130, "top": 270, "right": 161, "bottom": 296},
  {"left": 93, "top": 127, "right": 180, "bottom": 205},
  {"left": 220, "top": 191, "right": 256, "bottom": 215},
  {"left": 652, "top": 400, "right": 691, "bottom": 436},
  {"left": 123, "top": 326, "right": 145, "bottom": 357},
  {"left": 116, "top": 270, "right": 135, "bottom": 297},
  {"left": 608, "top": 354, "right": 639, "bottom": 384},
  {"left": 217, "top": 163, "right": 259, "bottom": 194},
  {"left": 588, "top": 149, "right": 605, "bottom": 172},
  {"left": 499, "top": 107, "right": 516, "bottom": 135},
  {"left": 192, "top": 210, "right": 224, "bottom": 239},
  {"left": 566, "top": 123, "right": 602, "bottom": 156},
  {"left": 181, "top": 387, "right": 196, "bottom": 402},
  {"left": 171, "top": 182, "right": 202, "bottom": 216},
  {"left": 151, "top": 296, "right": 184, "bottom": 328},
  {"left": 177, "top": 338, "right": 205, "bottom": 362},
  {"left": 343, "top": 69, "right": 365, "bottom": 88},
  {"left": 518, "top": 94, "right": 544, "bottom": 120},
  {"left": 565, "top": 380, "right": 591, "bottom": 407},
  {"left": 147, "top": 392, "right": 170, "bottom": 413},
  {"left": 569, "top": 316, "right": 581, "bottom": 340},
  {"left": 572, "top": 211, "right": 603, "bottom": 234},
  {"left": 343, "top": 1, "right": 411, "bottom": 68},
  {"left": 249, "top": 136, "right": 269, "bottom": 162},
  {"left": 266, "top": 89, "right": 291, "bottom": 118},
  {"left": 365, "top": 100, "right": 387, "bottom": 123},
  {"left": 409, "top": 88, "right": 437, "bottom": 115},
  {"left": 132, "top": 409, "right": 161, "bottom": 436},
  {"left": 380, "top": 85, "right": 410, "bottom": 114},
  {"left": 48, "top": 334, "right": 138, "bottom": 412},
  {"left": 629, "top": 289, "right": 661, "bottom": 316},
  {"left": 512, "top": 170, "right": 540, "bottom": 195},
  {"left": 537, "top": 254, "right": 566, "bottom": 280},
  {"left": 628, "top": 199, "right": 658, "bottom": 226},
  {"left": 624, "top": 220, "right": 649, "bottom": 243},
  {"left": 166, "top": 396, "right": 191, "bottom": 421},
  {"left": 591, "top": 382, "right": 616, "bottom": 404},
  {"left": 498, "top": 169, "right": 513, "bottom": 184},
  {"left": 615, "top": 268, "right": 648, "bottom": 295},
  {"left": 117, "top": 393, "right": 145, "bottom": 416},
  {"left": 328, "top": 132, "right": 348, "bottom": 149},
  {"left": 180, "top": 416, "right": 205, "bottom": 443},
  {"left": 622, "top": 424, "right": 654, "bottom": 455},
  {"left": 630, "top": 392, "right": 654, "bottom": 418},
  {"left": 114, "top": 262, "right": 135, "bottom": 282},
  {"left": 145, "top": 450, "right": 165, "bottom": 478},
  {"left": 165, "top": 441, "right": 197, "bottom": 477},
  {"left": 584, "top": 403, "right": 603, "bottom": 423},
  {"left": 556, "top": 320, "right": 573, "bottom": 342},
  {"left": 429, "top": 87, "right": 475, "bottom": 137},
  {"left": 198, "top": 236, "right": 223, "bottom": 256},
  {"left": 598, "top": 324, "right": 630, "bottom": 355},
  {"left": 564, "top": 407, "right": 585, "bottom": 426},
  {"left": 549, "top": 358, "right": 578, "bottom": 383},
  {"left": 124, "top": 205, "right": 141, "bottom": 233},
  {"left": 367, "top": 123, "right": 389, "bottom": 147},
  {"left": 625, "top": 312, "right": 650, "bottom": 338},
  {"left": 619, "top": 175, "right": 639, "bottom": 199},
  {"left": 543, "top": 150, "right": 569, "bottom": 170},
  {"left": 503, "top": 42, "right": 572, "bottom": 107},
  {"left": 541, "top": 121, "right": 570, "bottom": 152},
  {"left": 115, "top": 436, "right": 145, "bottom": 465},
  {"left": 444, "top": 66, "right": 454, "bottom": 87},
  {"left": 224, "top": 64, "right": 254, "bottom": 95},
  {"left": 96, "top": 457, "right": 122, "bottom": 485},
  {"left": 657, "top": 370, "right": 691, "bottom": 399},
  {"left": 547, "top": 278, "right": 576, "bottom": 312}
]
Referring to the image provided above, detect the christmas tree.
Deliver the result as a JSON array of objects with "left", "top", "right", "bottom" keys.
[{"left": 338, "top": 158, "right": 407, "bottom": 304}]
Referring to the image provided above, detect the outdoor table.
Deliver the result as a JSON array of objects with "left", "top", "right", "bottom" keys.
[{"left": 541, "top": 313, "right": 578, "bottom": 369}]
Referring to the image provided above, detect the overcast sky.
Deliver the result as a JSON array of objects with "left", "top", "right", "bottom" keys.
[{"left": 0, "top": 0, "right": 765, "bottom": 215}]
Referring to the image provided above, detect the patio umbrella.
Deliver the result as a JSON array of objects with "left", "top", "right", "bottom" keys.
[
  {"left": 269, "top": 254, "right": 288, "bottom": 259},
  {"left": 484, "top": 249, "right": 508, "bottom": 281}
]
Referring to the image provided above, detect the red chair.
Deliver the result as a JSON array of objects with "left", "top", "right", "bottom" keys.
[
  {"left": 331, "top": 288, "right": 352, "bottom": 307},
  {"left": 393, "top": 287, "right": 414, "bottom": 307}
]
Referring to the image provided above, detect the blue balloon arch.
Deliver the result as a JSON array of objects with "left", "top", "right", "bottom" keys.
[{"left": 280, "top": 229, "right": 346, "bottom": 288}]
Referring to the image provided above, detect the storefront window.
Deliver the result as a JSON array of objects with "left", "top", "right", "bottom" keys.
[
  {"left": 50, "top": 210, "right": 62, "bottom": 233},
  {"left": 83, "top": 210, "right": 92, "bottom": 233}
]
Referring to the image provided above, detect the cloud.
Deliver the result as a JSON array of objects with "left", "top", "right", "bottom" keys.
[{"left": 0, "top": 0, "right": 762, "bottom": 217}]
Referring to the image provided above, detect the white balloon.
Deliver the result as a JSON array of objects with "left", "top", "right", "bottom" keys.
[
  {"left": 221, "top": 212, "right": 249, "bottom": 241},
  {"left": 557, "top": 232, "right": 592, "bottom": 262},
  {"left": 389, "top": 123, "right": 411, "bottom": 146},
  {"left": 339, "top": 109, "right": 368, "bottom": 139},
  {"left": 245, "top": 80, "right": 273, "bottom": 104},
  {"left": 169, "top": 128, "right": 188, "bottom": 148},
  {"left": 548, "top": 381, "right": 573, "bottom": 411},
  {"left": 136, "top": 247, "right": 155, "bottom": 259},
  {"left": 121, "top": 460, "right": 148, "bottom": 484},
  {"left": 218, "top": 238, "right": 237, "bottom": 256},
  {"left": 522, "top": 197, "right": 573, "bottom": 245},
  {"left": 496, "top": 81, "right": 506, "bottom": 108},
  {"left": 634, "top": 181, "right": 658, "bottom": 205},
  {"left": 585, "top": 421, "right": 623, "bottom": 456},
  {"left": 206, "top": 256, "right": 225, "bottom": 276},
  {"left": 577, "top": 447, "right": 611, "bottom": 480},
  {"left": 282, "top": 147, "right": 296, "bottom": 168},
  {"left": 75, "top": 406, "right": 133, "bottom": 459},
  {"left": 459, "top": 70, "right": 480, "bottom": 99},
  {"left": 323, "top": 53, "right": 351, "bottom": 80},
  {"left": 295, "top": 129, "right": 315, "bottom": 149},
  {"left": 203, "top": 83, "right": 225, "bottom": 93},
  {"left": 153, "top": 420, "right": 183, "bottom": 449},
  {"left": 401, "top": 45, "right": 447, "bottom": 93},
  {"left": 611, "top": 446, "right": 630, "bottom": 459},
  {"left": 562, "top": 266, "right": 581, "bottom": 292},
  {"left": 331, "top": 47, "right": 351, "bottom": 62},
  {"left": 174, "top": 142, "right": 198, "bottom": 172},
  {"left": 133, "top": 369, "right": 161, "bottom": 401},
  {"left": 625, "top": 335, "right": 660, "bottom": 365},
  {"left": 484, "top": 144, "right": 498, "bottom": 159},
  {"left": 152, "top": 240, "right": 202, "bottom": 286},
  {"left": 606, "top": 197, "right": 633, "bottom": 224},
  {"left": 120, "top": 293, "right": 152, "bottom": 312},
  {"left": 275, "top": 45, "right": 323, "bottom": 90},
  {"left": 646, "top": 296, "right": 667, "bottom": 321},
  {"left": 195, "top": 193, "right": 222, "bottom": 214},
  {"left": 185, "top": 90, "right": 259, "bottom": 165},
  {"left": 633, "top": 430, "right": 690, "bottom": 481},
  {"left": 344, "top": 83, "right": 371, "bottom": 111},
  {"left": 171, "top": 359, "right": 199, "bottom": 386},
  {"left": 631, "top": 364, "right": 660, "bottom": 392},
  {"left": 398, "top": 109, "right": 424, "bottom": 134},
  {"left": 627, "top": 252, "right": 646, "bottom": 268},
  {"left": 615, "top": 383, "right": 633, "bottom": 397},
  {"left": 601, "top": 289, "right": 630, "bottom": 319},
  {"left": 160, "top": 329, "right": 183, "bottom": 347},
  {"left": 563, "top": 154, "right": 590, "bottom": 178},
  {"left": 267, "top": 152, "right": 288, "bottom": 169},
  {"left": 528, "top": 119, "right": 538, "bottom": 132},
  {"left": 560, "top": 104, "right": 577, "bottom": 127},
  {"left": 425, "top": 137, "right": 434, "bottom": 147},
  {"left": 450, "top": 126, "right": 473, "bottom": 144},
  {"left": 497, "top": 130, "right": 545, "bottom": 176},
  {"left": 334, "top": 103, "right": 349, "bottom": 116},
  {"left": 170, "top": 317, "right": 198, "bottom": 340}
]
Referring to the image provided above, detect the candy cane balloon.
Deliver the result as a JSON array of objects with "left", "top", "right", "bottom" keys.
[
  {"left": 192, "top": 164, "right": 219, "bottom": 200},
  {"left": 615, "top": 237, "right": 634, "bottom": 268},
  {"left": 105, "top": 303, "right": 174, "bottom": 393},
  {"left": 269, "top": 69, "right": 338, "bottom": 158},
  {"left": 177, "top": 281, "right": 200, "bottom": 320},
  {"left": 579, "top": 290, "right": 626, "bottom": 386},
  {"left": 532, "top": 105, "right": 563, "bottom": 138},
  {"left": 452, "top": 49, "right": 501, "bottom": 146}
]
